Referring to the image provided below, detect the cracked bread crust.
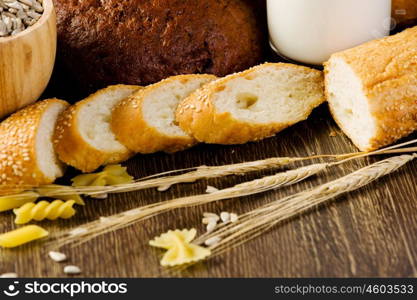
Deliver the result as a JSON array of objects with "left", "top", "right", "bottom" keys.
[{"left": 53, "top": 0, "right": 266, "bottom": 92}]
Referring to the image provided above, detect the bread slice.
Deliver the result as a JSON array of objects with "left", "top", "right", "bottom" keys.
[
  {"left": 54, "top": 85, "right": 140, "bottom": 172},
  {"left": 325, "top": 26, "right": 417, "bottom": 151},
  {"left": 176, "top": 63, "right": 325, "bottom": 144},
  {"left": 111, "top": 74, "right": 217, "bottom": 153},
  {"left": 0, "top": 99, "right": 69, "bottom": 195}
]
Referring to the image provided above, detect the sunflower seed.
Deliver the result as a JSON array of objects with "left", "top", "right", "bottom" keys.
[
  {"left": 220, "top": 211, "right": 230, "bottom": 223},
  {"left": 0, "top": 0, "right": 43, "bottom": 37},
  {"left": 48, "top": 251, "right": 67, "bottom": 262},
  {"left": 64, "top": 265, "right": 81, "bottom": 275},
  {"left": 0, "top": 272, "right": 18, "bottom": 278},
  {"left": 157, "top": 184, "right": 171, "bottom": 192},
  {"left": 204, "top": 236, "right": 221, "bottom": 247},
  {"left": 206, "top": 220, "right": 217, "bottom": 233},
  {"left": 230, "top": 213, "right": 238, "bottom": 223}
]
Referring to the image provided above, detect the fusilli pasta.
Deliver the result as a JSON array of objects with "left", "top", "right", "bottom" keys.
[{"left": 13, "top": 200, "right": 76, "bottom": 224}]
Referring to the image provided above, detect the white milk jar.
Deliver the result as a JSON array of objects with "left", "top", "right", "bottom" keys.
[{"left": 267, "top": 0, "right": 392, "bottom": 65}]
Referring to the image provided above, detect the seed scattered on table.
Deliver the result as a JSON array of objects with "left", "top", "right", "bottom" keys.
[
  {"left": 230, "top": 213, "right": 238, "bottom": 223},
  {"left": 0, "top": 272, "right": 18, "bottom": 278},
  {"left": 220, "top": 211, "right": 230, "bottom": 223},
  {"left": 202, "top": 216, "right": 219, "bottom": 224},
  {"left": 48, "top": 251, "right": 67, "bottom": 262},
  {"left": 157, "top": 184, "right": 171, "bottom": 192},
  {"left": 206, "top": 220, "right": 217, "bottom": 233},
  {"left": 204, "top": 236, "right": 221, "bottom": 247},
  {"left": 64, "top": 265, "right": 81, "bottom": 275}
]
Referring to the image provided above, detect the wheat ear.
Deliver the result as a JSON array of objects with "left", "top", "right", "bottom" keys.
[
  {"left": 51, "top": 140, "right": 417, "bottom": 248},
  {"left": 195, "top": 154, "right": 417, "bottom": 257},
  {"left": 52, "top": 163, "right": 330, "bottom": 247},
  {"left": 36, "top": 139, "right": 417, "bottom": 197},
  {"left": 40, "top": 157, "right": 307, "bottom": 197}
]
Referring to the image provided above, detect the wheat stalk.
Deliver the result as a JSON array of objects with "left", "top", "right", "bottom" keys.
[
  {"left": 52, "top": 163, "right": 330, "bottom": 247},
  {"left": 51, "top": 141, "right": 417, "bottom": 248},
  {"left": 37, "top": 139, "right": 417, "bottom": 197},
  {"left": 195, "top": 154, "right": 417, "bottom": 258},
  {"left": 1, "top": 139, "right": 415, "bottom": 197},
  {"left": 40, "top": 156, "right": 307, "bottom": 197}
]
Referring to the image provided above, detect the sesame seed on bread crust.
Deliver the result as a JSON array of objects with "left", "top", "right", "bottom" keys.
[
  {"left": 325, "top": 26, "right": 417, "bottom": 151},
  {"left": 0, "top": 99, "right": 69, "bottom": 196},
  {"left": 176, "top": 63, "right": 325, "bottom": 145},
  {"left": 111, "top": 74, "right": 217, "bottom": 154}
]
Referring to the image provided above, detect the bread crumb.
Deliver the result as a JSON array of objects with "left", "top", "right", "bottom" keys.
[{"left": 329, "top": 131, "right": 337, "bottom": 137}]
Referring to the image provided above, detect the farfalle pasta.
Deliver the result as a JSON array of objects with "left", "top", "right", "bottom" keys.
[
  {"left": 0, "top": 192, "right": 39, "bottom": 212},
  {"left": 13, "top": 200, "right": 76, "bottom": 224},
  {"left": 71, "top": 164, "right": 134, "bottom": 187},
  {"left": 149, "top": 228, "right": 211, "bottom": 267},
  {"left": 0, "top": 225, "right": 49, "bottom": 248}
]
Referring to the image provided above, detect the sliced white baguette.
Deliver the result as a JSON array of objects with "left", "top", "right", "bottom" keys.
[
  {"left": 111, "top": 74, "right": 217, "bottom": 153},
  {"left": 325, "top": 26, "right": 417, "bottom": 151},
  {"left": 176, "top": 63, "right": 325, "bottom": 144},
  {"left": 0, "top": 99, "right": 69, "bottom": 195},
  {"left": 54, "top": 85, "right": 140, "bottom": 172}
]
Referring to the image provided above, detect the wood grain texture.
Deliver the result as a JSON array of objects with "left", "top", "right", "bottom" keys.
[
  {"left": 1, "top": 104, "right": 417, "bottom": 278},
  {"left": 0, "top": 0, "right": 56, "bottom": 118}
]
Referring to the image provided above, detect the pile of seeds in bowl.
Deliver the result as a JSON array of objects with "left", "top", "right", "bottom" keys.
[{"left": 0, "top": 0, "right": 43, "bottom": 37}]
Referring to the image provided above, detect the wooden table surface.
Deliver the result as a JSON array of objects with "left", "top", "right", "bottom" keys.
[
  {"left": 1, "top": 104, "right": 417, "bottom": 278},
  {"left": 1, "top": 49, "right": 417, "bottom": 277}
]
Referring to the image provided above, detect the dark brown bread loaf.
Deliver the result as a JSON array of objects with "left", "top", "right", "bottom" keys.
[{"left": 53, "top": 0, "right": 267, "bottom": 93}]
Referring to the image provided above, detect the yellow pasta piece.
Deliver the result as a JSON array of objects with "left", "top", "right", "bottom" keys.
[
  {"left": 0, "top": 225, "right": 49, "bottom": 248},
  {"left": 149, "top": 229, "right": 211, "bottom": 267},
  {"left": 0, "top": 192, "right": 39, "bottom": 212},
  {"left": 36, "top": 185, "right": 85, "bottom": 205},
  {"left": 71, "top": 164, "right": 134, "bottom": 187},
  {"left": 13, "top": 200, "right": 76, "bottom": 224}
]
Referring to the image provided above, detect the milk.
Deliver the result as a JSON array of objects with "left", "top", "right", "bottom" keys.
[{"left": 267, "top": 0, "right": 392, "bottom": 65}]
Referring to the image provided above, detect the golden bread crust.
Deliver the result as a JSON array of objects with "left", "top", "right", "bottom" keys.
[
  {"left": 325, "top": 26, "right": 417, "bottom": 151},
  {"left": 111, "top": 75, "right": 216, "bottom": 153},
  {"left": 176, "top": 63, "right": 325, "bottom": 144},
  {"left": 0, "top": 99, "right": 69, "bottom": 195},
  {"left": 54, "top": 85, "right": 138, "bottom": 172}
]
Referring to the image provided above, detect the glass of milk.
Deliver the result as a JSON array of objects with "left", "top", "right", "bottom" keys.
[{"left": 267, "top": 0, "right": 392, "bottom": 65}]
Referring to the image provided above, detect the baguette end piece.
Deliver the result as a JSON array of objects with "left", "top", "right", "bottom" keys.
[{"left": 325, "top": 26, "right": 417, "bottom": 152}]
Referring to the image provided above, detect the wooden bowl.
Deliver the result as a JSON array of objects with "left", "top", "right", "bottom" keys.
[{"left": 0, "top": 0, "right": 56, "bottom": 119}]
